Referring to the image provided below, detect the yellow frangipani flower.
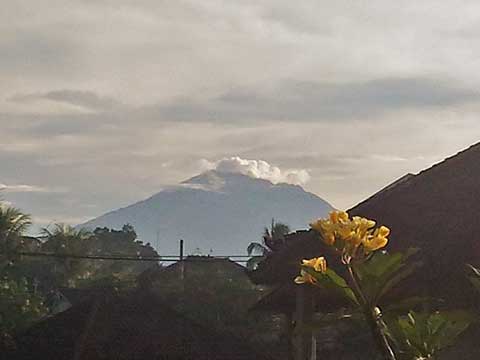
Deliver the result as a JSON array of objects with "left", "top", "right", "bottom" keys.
[
  {"left": 309, "top": 219, "right": 323, "bottom": 233},
  {"left": 352, "top": 216, "right": 376, "bottom": 233},
  {"left": 310, "top": 211, "right": 390, "bottom": 256},
  {"left": 310, "top": 219, "right": 336, "bottom": 245},
  {"left": 362, "top": 226, "right": 390, "bottom": 252},
  {"left": 323, "top": 232, "right": 335, "bottom": 245},
  {"left": 349, "top": 231, "right": 364, "bottom": 246},
  {"left": 328, "top": 210, "right": 349, "bottom": 224},
  {"left": 337, "top": 226, "right": 355, "bottom": 240},
  {"left": 294, "top": 270, "right": 317, "bottom": 284},
  {"left": 302, "top": 257, "right": 327, "bottom": 273},
  {"left": 375, "top": 226, "right": 390, "bottom": 238},
  {"left": 329, "top": 211, "right": 339, "bottom": 223},
  {"left": 363, "top": 236, "right": 388, "bottom": 252},
  {"left": 338, "top": 211, "right": 349, "bottom": 222}
]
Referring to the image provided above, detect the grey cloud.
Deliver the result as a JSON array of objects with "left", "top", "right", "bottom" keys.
[
  {"left": 0, "top": 31, "right": 79, "bottom": 77},
  {"left": 145, "top": 77, "right": 479, "bottom": 123},
  {"left": 10, "top": 90, "right": 122, "bottom": 112},
  {"left": 0, "top": 183, "right": 64, "bottom": 194}
]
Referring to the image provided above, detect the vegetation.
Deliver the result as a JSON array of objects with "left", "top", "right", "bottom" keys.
[
  {"left": 296, "top": 210, "right": 473, "bottom": 360},
  {"left": 0, "top": 203, "right": 45, "bottom": 350},
  {"left": 388, "top": 310, "right": 473, "bottom": 360},
  {"left": 152, "top": 257, "right": 277, "bottom": 345},
  {"left": 0, "top": 200, "right": 159, "bottom": 345},
  {"left": 1, "top": 197, "right": 477, "bottom": 359},
  {"left": 247, "top": 219, "right": 290, "bottom": 270},
  {"left": 0, "top": 276, "right": 48, "bottom": 350},
  {"left": 0, "top": 204, "right": 32, "bottom": 269}
]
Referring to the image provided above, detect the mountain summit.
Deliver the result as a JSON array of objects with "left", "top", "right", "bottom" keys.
[{"left": 80, "top": 170, "right": 333, "bottom": 255}]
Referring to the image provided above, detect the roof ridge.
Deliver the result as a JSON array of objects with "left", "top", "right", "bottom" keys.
[
  {"left": 414, "top": 140, "right": 480, "bottom": 178},
  {"left": 350, "top": 141, "right": 480, "bottom": 211}
]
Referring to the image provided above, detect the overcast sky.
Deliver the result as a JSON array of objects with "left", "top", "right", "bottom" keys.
[{"left": 2, "top": 0, "right": 480, "bottom": 231}]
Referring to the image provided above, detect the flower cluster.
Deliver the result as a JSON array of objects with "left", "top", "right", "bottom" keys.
[
  {"left": 294, "top": 257, "right": 327, "bottom": 284},
  {"left": 310, "top": 210, "right": 390, "bottom": 261}
]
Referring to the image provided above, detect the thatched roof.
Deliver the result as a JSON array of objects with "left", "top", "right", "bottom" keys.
[{"left": 11, "top": 289, "right": 270, "bottom": 360}]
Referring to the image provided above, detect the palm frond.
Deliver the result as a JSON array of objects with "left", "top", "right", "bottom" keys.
[{"left": 247, "top": 242, "right": 268, "bottom": 256}]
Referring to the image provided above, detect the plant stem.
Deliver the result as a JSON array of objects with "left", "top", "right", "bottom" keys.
[{"left": 346, "top": 264, "right": 397, "bottom": 360}]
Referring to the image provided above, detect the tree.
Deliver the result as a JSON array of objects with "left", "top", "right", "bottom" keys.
[
  {"left": 0, "top": 203, "right": 32, "bottom": 269},
  {"left": 0, "top": 276, "right": 47, "bottom": 350},
  {"left": 298, "top": 211, "right": 472, "bottom": 360},
  {"left": 79, "top": 225, "right": 158, "bottom": 287},
  {"left": 41, "top": 224, "right": 92, "bottom": 287},
  {"left": 0, "top": 202, "right": 46, "bottom": 350},
  {"left": 247, "top": 219, "right": 290, "bottom": 270}
]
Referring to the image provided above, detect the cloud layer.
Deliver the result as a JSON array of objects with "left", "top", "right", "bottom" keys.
[
  {"left": 2, "top": 1, "right": 480, "bottom": 230},
  {"left": 147, "top": 77, "right": 478, "bottom": 123},
  {"left": 201, "top": 157, "right": 311, "bottom": 185},
  {"left": 0, "top": 183, "right": 50, "bottom": 193},
  {"left": 10, "top": 90, "right": 122, "bottom": 112}
]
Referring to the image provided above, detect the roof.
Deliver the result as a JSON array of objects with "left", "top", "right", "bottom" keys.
[
  {"left": 350, "top": 142, "right": 480, "bottom": 306},
  {"left": 58, "top": 286, "right": 118, "bottom": 307},
  {"left": 11, "top": 289, "right": 270, "bottom": 360},
  {"left": 249, "top": 142, "right": 480, "bottom": 308},
  {"left": 249, "top": 282, "right": 351, "bottom": 314},
  {"left": 247, "top": 230, "right": 331, "bottom": 286},
  {"left": 138, "top": 256, "right": 248, "bottom": 289}
]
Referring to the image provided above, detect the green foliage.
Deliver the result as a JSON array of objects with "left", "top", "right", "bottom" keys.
[
  {"left": 300, "top": 249, "right": 426, "bottom": 360},
  {"left": 152, "top": 257, "right": 273, "bottom": 344},
  {"left": 0, "top": 276, "right": 48, "bottom": 337},
  {"left": 247, "top": 219, "right": 290, "bottom": 270},
  {"left": 353, "top": 249, "right": 421, "bottom": 307},
  {"left": 301, "top": 249, "right": 420, "bottom": 310},
  {"left": 303, "top": 266, "right": 358, "bottom": 305},
  {"left": 388, "top": 311, "right": 473, "bottom": 360},
  {"left": 41, "top": 224, "right": 92, "bottom": 287},
  {"left": 36, "top": 224, "right": 158, "bottom": 288},
  {"left": 466, "top": 264, "right": 480, "bottom": 294},
  {"left": 0, "top": 203, "right": 32, "bottom": 269}
]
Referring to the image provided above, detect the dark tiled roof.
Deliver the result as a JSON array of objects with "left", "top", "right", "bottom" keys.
[
  {"left": 138, "top": 256, "right": 248, "bottom": 289},
  {"left": 247, "top": 230, "right": 329, "bottom": 286},
  {"left": 11, "top": 289, "right": 270, "bottom": 360},
  {"left": 249, "top": 142, "right": 480, "bottom": 308},
  {"left": 350, "top": 142, "right": 480, "bottom": 306},
  {"left": 249, "top": 282, "right": 351, "bottom": 314}
]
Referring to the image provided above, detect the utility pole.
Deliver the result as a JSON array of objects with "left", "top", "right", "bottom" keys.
[{"left": 179, "top": 239, "right": 186, "bottom": 351}]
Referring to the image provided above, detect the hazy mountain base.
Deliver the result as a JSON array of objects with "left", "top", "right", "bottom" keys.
[{"left": 81, "top": 171, "right": 333, "bottom": 255}]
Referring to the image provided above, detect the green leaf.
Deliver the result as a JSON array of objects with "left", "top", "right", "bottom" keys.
[
  {"left": 352, "top": 248, "right": 420, "bottom": 306},
  {"left": 302, "top": 266, "right": 359, "bottom": 305},
  {"left": 382, "top": 296, "right": 433, "bottom": 314},
  {"left": 387, "top": 310, "right": 474, "bottom": 359},
  {"left": 466, "top": 264, "right": 480, "bottom": 293}
]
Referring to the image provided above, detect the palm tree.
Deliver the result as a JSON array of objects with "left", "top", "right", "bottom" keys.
[
  {"left": 41, "top": 224, "right": 92, "bottom": 287},
  {"left": 0, "top": 202, "right": 32, "bottom": 268},
  {"left": 246, "top": 219, "right": 290, "bottom": 270}
]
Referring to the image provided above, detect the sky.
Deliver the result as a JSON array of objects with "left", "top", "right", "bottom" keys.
[{"left": 2, "top": 0, "right": 480, "bottom": 231}]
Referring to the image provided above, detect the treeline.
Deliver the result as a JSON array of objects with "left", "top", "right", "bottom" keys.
[{"left": 0, "top": 202, "right": 159, "bottom": 346}]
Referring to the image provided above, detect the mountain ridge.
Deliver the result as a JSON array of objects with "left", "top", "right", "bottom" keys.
[{"left": 80, "top": 170, "right": 334, "bottom": 255}]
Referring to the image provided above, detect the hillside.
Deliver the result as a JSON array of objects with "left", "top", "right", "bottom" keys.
[{"left": 80, "top": 170, "right": 333, "bottom": 255}]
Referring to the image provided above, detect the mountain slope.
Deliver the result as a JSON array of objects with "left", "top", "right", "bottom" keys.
[{"left": 80, "top": 170, "right": 333, "bottom": 255}]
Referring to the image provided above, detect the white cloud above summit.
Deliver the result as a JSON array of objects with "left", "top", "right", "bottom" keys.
[
  {"left": 200, "top": 157, "right": 311, "bottom": 186},
  {"left": 2, "top": 0, "right": 480, "bottom": 228}
]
